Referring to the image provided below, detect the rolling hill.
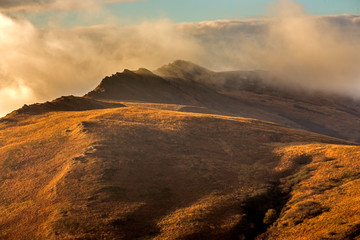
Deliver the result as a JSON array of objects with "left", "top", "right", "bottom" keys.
[{"left": 1, "top": 61, "right": 360, "bottom": 239}]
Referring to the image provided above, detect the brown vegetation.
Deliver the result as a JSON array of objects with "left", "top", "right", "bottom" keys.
[
  {"left": 0, "top": 102, "right": 358, "bottom": 239},
  {"left": 261, "top": 145, "right": 360, "bottom": 240}
]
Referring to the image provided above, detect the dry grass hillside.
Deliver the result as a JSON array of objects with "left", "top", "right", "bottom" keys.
[
  {"left": 259, "top": 144, "right": 360, "bottom": 240},
  {"left": 1, "top": 61, "right": 360, "bottom": 239},
  {"left": 1, "top": 101, "right": 359, "bottom": 239}
]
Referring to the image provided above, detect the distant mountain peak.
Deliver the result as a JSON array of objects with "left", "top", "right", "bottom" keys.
[
  {"left": 135, "top": 68, "right": 154, "bottom": 75},
  {"left": 155, "top": 60, "right": 213, "bottom": 80},
  {"left": 85, "top": 67, "right": 200, "bottom": 105},
  {"left": 92, "top": 68, "right": 156, "bottom": 92},
  {"left": 167, "top": 60, "right": 207, "bottom": 69}
]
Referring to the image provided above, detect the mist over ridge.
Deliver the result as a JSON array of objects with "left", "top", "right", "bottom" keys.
[{"left": 0, "top": 0, "right": 360, "bottom": 117}]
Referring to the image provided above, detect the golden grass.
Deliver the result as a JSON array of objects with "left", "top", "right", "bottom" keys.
[
  {"left": 263, "top": 145, "right": 360, "bottom": 240},
  {"left": 0, "top": 104, "right": 358, "bottom": 239},
  {"left": 155, "top": 193, "right": 243, "bottom": 240},
  {"left": 0, "top": 111, "right": 98, "bottom": 239}
]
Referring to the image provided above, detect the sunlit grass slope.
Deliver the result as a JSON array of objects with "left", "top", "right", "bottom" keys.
[
  {"left": 259, "top": 144, "right": 360, "bottom": 240},
  {"left": 0, "top": 106, "right": 357, "bottom": 239},
  {"left": 0, "top": 104, "right": 358, "bottom": 239}
]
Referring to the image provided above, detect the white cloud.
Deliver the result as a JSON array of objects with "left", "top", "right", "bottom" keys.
[
  {"left": 0, "top": 79, "right": 35, "bottom": 116},
  {"left": 0, "top": 14, "right": 203, "bottom": 116}
]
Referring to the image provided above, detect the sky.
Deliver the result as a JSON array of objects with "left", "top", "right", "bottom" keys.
[
  {"left": 104, "top": 0, "right": 360, "bottom": 22},
  {"left": 0, "top": 0, "right": 360, "bottom": 117},
  {"left": 15, "top": 0, "right": 360, "bottom": 28}
]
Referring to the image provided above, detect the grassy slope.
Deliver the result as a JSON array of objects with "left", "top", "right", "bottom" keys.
[
  {"left": 260, "top": 144, "right": 360, "bottom": 240},
  {"left": 1, "top": 103, "right": 358, "bottom": 239},
  {"left": 0, "top": 111, "right": 95, "bottom": 239}
]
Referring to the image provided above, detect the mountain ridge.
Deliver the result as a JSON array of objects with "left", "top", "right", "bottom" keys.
[
  {"left": 82, "top": 61, "right": 360, "bottom": 142},
  {"left": 4, "top": 61, "right": 360, "bottom": 141}
]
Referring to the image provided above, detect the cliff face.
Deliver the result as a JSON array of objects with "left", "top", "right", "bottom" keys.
[{"left": 86, "top": 68, "right": 196, "bottom": 104}]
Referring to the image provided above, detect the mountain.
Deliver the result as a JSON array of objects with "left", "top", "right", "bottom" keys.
[
  {"left": 156, "top": 60, "right": 360, "bottom": 142},
  {"left": 1, "top": 61, "right": 360, "bottom": 240},
  {"left": 86, "top": 60, "right": 360, "bottom": 142}
]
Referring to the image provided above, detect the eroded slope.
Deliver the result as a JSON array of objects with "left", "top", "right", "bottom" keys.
[{"left": 259, "top": 145, "right": 360, "bottom": 240}]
